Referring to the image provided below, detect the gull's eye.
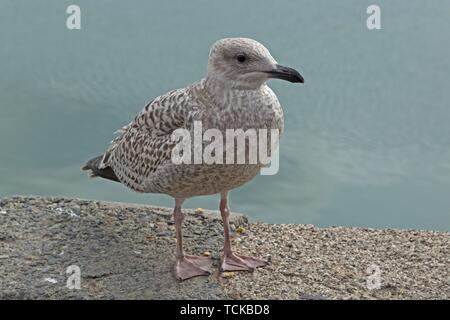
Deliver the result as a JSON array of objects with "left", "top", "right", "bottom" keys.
[{"left": 236, "top": 54, "right": 247, "bottom": 63}]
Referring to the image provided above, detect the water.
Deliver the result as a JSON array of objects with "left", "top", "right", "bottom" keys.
[{"left": 1, "top": 0, "right": 450, "bottom": 231}]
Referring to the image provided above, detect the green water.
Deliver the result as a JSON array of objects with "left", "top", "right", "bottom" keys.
[{"left": 1, "top": 1, "right": 450, "bottom": 231}]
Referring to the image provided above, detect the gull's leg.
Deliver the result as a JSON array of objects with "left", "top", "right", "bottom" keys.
[
  {"left": 173, "top": 198, "right": 212, "bottom": 280},
  {"left": 219, "top": 191, "right": 268, "bottom": 272}
]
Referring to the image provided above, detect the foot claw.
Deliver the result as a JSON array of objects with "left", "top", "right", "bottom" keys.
[
  {"left": 175, "top": 255, "right": 213, "bottom": 280},
  {"left": 221, "top": 252, "right": 268, "bottom": 272}
]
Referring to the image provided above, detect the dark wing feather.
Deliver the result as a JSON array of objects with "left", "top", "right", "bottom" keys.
[{"left": 82, "top": 155, "right": 120, "bottom": 183}]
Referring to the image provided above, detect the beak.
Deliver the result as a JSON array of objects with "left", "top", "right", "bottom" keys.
[{"left": 265, "top": 64, "right": 304, "bottom": 83}]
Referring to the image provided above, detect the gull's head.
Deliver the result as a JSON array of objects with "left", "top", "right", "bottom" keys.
[{"left": 207, "top": 37, "right": 304, "bottom": 90}]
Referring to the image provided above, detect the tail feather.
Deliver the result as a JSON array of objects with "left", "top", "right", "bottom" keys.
[{"left": 82, "top": 155, "right": 120, "bottom": 183}]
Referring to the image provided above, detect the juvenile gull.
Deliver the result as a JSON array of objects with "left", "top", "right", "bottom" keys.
[{"left": 83, "top": 38, "right": 304, "bottom": 280}]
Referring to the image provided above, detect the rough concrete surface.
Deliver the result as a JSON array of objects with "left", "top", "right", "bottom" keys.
[{"left": 0, "top": 196, "right": 448, "bottom": 300}]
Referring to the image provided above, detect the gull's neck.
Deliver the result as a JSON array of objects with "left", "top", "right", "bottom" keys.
[
  {"left": 204, "top": 74, "right": 265, "bottom": 92},
  {"left": 200, "top": 75, "right": 267, "bottom": 112}
]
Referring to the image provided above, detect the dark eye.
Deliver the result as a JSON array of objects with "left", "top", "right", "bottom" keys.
[{"left": 236, "top": 54, "right": 247, "bottom": 63}]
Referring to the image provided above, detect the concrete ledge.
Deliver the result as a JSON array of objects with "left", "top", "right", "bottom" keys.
[{"left": 0, "top": 196, "right": 448, "bottom": 299}]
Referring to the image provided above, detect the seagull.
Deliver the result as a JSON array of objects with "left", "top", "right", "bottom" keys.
[{"left": 83, "top": 38, "right": 304, "bottom": 280}]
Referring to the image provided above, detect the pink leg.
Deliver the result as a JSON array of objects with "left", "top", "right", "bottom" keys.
[
  {"left": 219, "top": 192, "right": 268, "bottom": 272},
  {"left": 173, "top": 199, "right": 212, "bottom": 280}
]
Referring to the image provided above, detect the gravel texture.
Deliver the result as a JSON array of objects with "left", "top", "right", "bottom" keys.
[
  {"left": 222, "top": 224, "right": 449, "bottom": 300},
  {"left": 0, "top": 196, "right": 448, "bottom": 300}
]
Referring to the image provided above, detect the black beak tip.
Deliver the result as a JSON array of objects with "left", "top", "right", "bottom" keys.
[
  {"left": 294, "top": 74, "right": 305, "bottom": 83},
  {"left": 290, "top": 68, "right": 304, "bottom": 84}
]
